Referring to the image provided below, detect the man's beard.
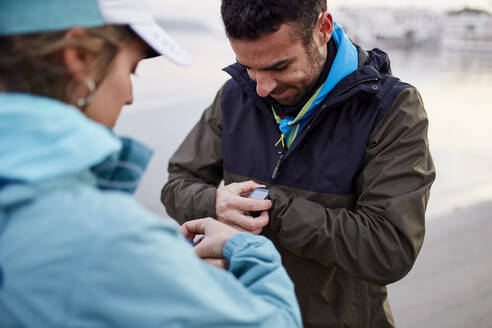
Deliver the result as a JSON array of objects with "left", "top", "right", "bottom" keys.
[{"left": 277, "top": 42, "right": 326, "bottom": 106}]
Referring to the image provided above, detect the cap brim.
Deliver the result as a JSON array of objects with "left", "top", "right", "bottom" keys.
[{"left": 130, "top": 22, "right": 192, "bottom": 66}]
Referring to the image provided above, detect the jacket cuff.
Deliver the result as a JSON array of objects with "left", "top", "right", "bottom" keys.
[
  {"left": 266, "top": 187, "right": 284, "bottom": 232},
  {"left": 222, "top": 232, "right": 260, "bottom": 260},
  {"left": 198, "top": 186, "right": 219, "bottom": 219}
]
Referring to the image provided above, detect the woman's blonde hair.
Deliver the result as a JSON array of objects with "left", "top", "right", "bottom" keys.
[{"left": 0, "top": 25, "right": 136, "bottom": 101}]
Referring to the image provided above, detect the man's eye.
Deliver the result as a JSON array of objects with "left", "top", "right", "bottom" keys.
[{"left": 272, "top": 66, "right": 287, "bottom": 72}]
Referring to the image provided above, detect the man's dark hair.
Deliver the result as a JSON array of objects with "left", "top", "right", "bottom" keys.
[{"left": 221, "top": 0, "right": 327, "bottom": 45}]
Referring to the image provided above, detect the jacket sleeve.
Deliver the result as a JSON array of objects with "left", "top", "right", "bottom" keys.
[
  {"left": 68, "top": 209, "right": 302, "bottom": 327},
  {"left": 267, "top": 87, "right": 436, "bottom": 285},
  {"left": 161, "top": 87, "right": 224, "bottom": 221}
]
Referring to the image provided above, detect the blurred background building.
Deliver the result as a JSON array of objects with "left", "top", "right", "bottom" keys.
[{"left": 335, "top": 6, "right": 492, "bottom": 51}]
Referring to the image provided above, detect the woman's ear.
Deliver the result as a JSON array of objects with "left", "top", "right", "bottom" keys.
[{"left": 61, "top": 28, "right": 94, "bottom": 82}]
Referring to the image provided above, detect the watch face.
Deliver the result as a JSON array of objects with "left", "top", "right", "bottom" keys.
[{"left": 248, "top": 188, "right": 269, "bottom": 200}]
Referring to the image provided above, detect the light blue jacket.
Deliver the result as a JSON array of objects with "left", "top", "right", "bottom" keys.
[{"left": 0, "top": 93, "right": 302, "bottom": 327}]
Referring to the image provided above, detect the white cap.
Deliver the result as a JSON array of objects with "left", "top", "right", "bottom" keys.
[
  {"left": 0, "top": 0, "right": 191, "bottom": 65},
  {"left": 99, "top": 0, "right": 192, "bottom": 66}
]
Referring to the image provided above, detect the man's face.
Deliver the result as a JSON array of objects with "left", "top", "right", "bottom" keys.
[{"left": 229, "top": 23, "right": 327, "bottom": 106}]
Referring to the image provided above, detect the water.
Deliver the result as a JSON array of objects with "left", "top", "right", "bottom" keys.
[{"left": 115, "top": 4, "right": 492, "bottom": 220}]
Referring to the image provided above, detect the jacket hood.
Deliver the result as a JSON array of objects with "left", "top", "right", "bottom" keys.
[
  {"left": 0, "top": 93, "right": 122, "bottom": 207},
  {"left": 359, "top": 47, "right": 392, "bottom": 75}
]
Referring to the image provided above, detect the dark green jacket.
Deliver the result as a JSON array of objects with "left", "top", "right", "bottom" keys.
[{"left": 162, "top": 48, "right": 435, "bottom": 328}]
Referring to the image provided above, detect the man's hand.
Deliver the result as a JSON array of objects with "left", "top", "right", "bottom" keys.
[
  {"left": 215, "top": 181, "right": 272, "bottom": 234},
  {"left": 180, "top": 218, "right": 239, "bottom": 262}
]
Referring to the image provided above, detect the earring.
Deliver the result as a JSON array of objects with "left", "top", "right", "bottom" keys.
[{"left": 72, "top": 78, "right": 96, "bottom": 108}]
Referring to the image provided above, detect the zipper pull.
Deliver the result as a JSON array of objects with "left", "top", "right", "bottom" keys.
[
  {"left": 272, "top": 151, "right": 285, "bottom": 180},
  {"left": 272, "top": 134, "right": 287, "bottom": 180}
]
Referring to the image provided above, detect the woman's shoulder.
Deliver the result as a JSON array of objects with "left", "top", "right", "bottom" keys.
[
  {"left": 54, "top": 184, "right": 178, "bottom": 233},
  {"left": 2, "top": 181, "right": 185, "bottom": 280},
  {"left": 0, "top": 180, "right": 193, "bottom": 327},
  {"left": 13, "top": 181, "right": 181, "bottom": 248}
]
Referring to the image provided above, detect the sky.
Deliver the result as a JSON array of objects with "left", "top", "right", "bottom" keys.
[
  {"left": 150, "top": 0, "right": 492, "bottom": 12},
  {"left": 330, "top": 0, "right": 491, "bottom": 10}
]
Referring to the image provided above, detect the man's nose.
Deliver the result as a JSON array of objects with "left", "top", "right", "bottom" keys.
[{"left": 255, "top": 72, "right": 277, "bottom": 98}]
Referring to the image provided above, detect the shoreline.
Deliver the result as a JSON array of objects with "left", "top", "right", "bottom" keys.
[{"left": 389, "top": 200, "right": 492, "bottom": 328}]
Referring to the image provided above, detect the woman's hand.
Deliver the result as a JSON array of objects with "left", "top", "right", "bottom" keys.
[{"left": 179, "top": 218, "right": 240, "bottom": 264}]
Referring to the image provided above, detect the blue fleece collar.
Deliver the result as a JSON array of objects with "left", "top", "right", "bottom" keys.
[{"left": 277, "top": 22, "right": 358, "bottom": 139}]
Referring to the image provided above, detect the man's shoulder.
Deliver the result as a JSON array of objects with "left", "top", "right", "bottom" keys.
[
  {"left": 363, "top": 47, "right": 417, "bottom": 95},
  {"left": 219, "top": 76, "right": 259, "bottom": 115},
  {"left": 222, "top": 63, "right": 257, "bottom": 99},
  {"left": 222, "top": 75, "right": 246, "bottom": 96}
]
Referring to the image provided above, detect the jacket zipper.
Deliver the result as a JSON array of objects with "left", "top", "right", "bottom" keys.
[
  {"left": 270, "top": 77, "right": 380, "bottom": 180},
  {"left": 271, "top": 145, "right": 286, "bottom": 180}
]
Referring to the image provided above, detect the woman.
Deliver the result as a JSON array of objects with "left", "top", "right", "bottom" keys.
[{"left": 0, "top": 1, "right": 301, "bottom": 327}]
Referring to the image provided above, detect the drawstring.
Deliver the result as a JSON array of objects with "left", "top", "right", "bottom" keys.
[{"left": 275, "top": 133, "right": 286, "bottom": 149}]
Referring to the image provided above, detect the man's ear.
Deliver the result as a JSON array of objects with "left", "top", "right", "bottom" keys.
[
  {"left": 61, "top": 28, "right": 94, "bottom": 82},
  {"left": 314, "top": 12, "right": 333, "bottom": 47}
]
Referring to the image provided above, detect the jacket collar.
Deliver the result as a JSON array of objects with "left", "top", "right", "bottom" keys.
[
  {"left": 0, "top": 93, "right": 122, "bottom": 184},
  {"left": 0, "top": 93, "right": 152, "bottom": 207},
  {"left": 0, "top": 93, "right": 121, "bottom": 182}
]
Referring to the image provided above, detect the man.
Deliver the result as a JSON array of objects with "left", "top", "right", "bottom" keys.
[{"left": 162, "top": 0, "right": 436, "bottom": 327}]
